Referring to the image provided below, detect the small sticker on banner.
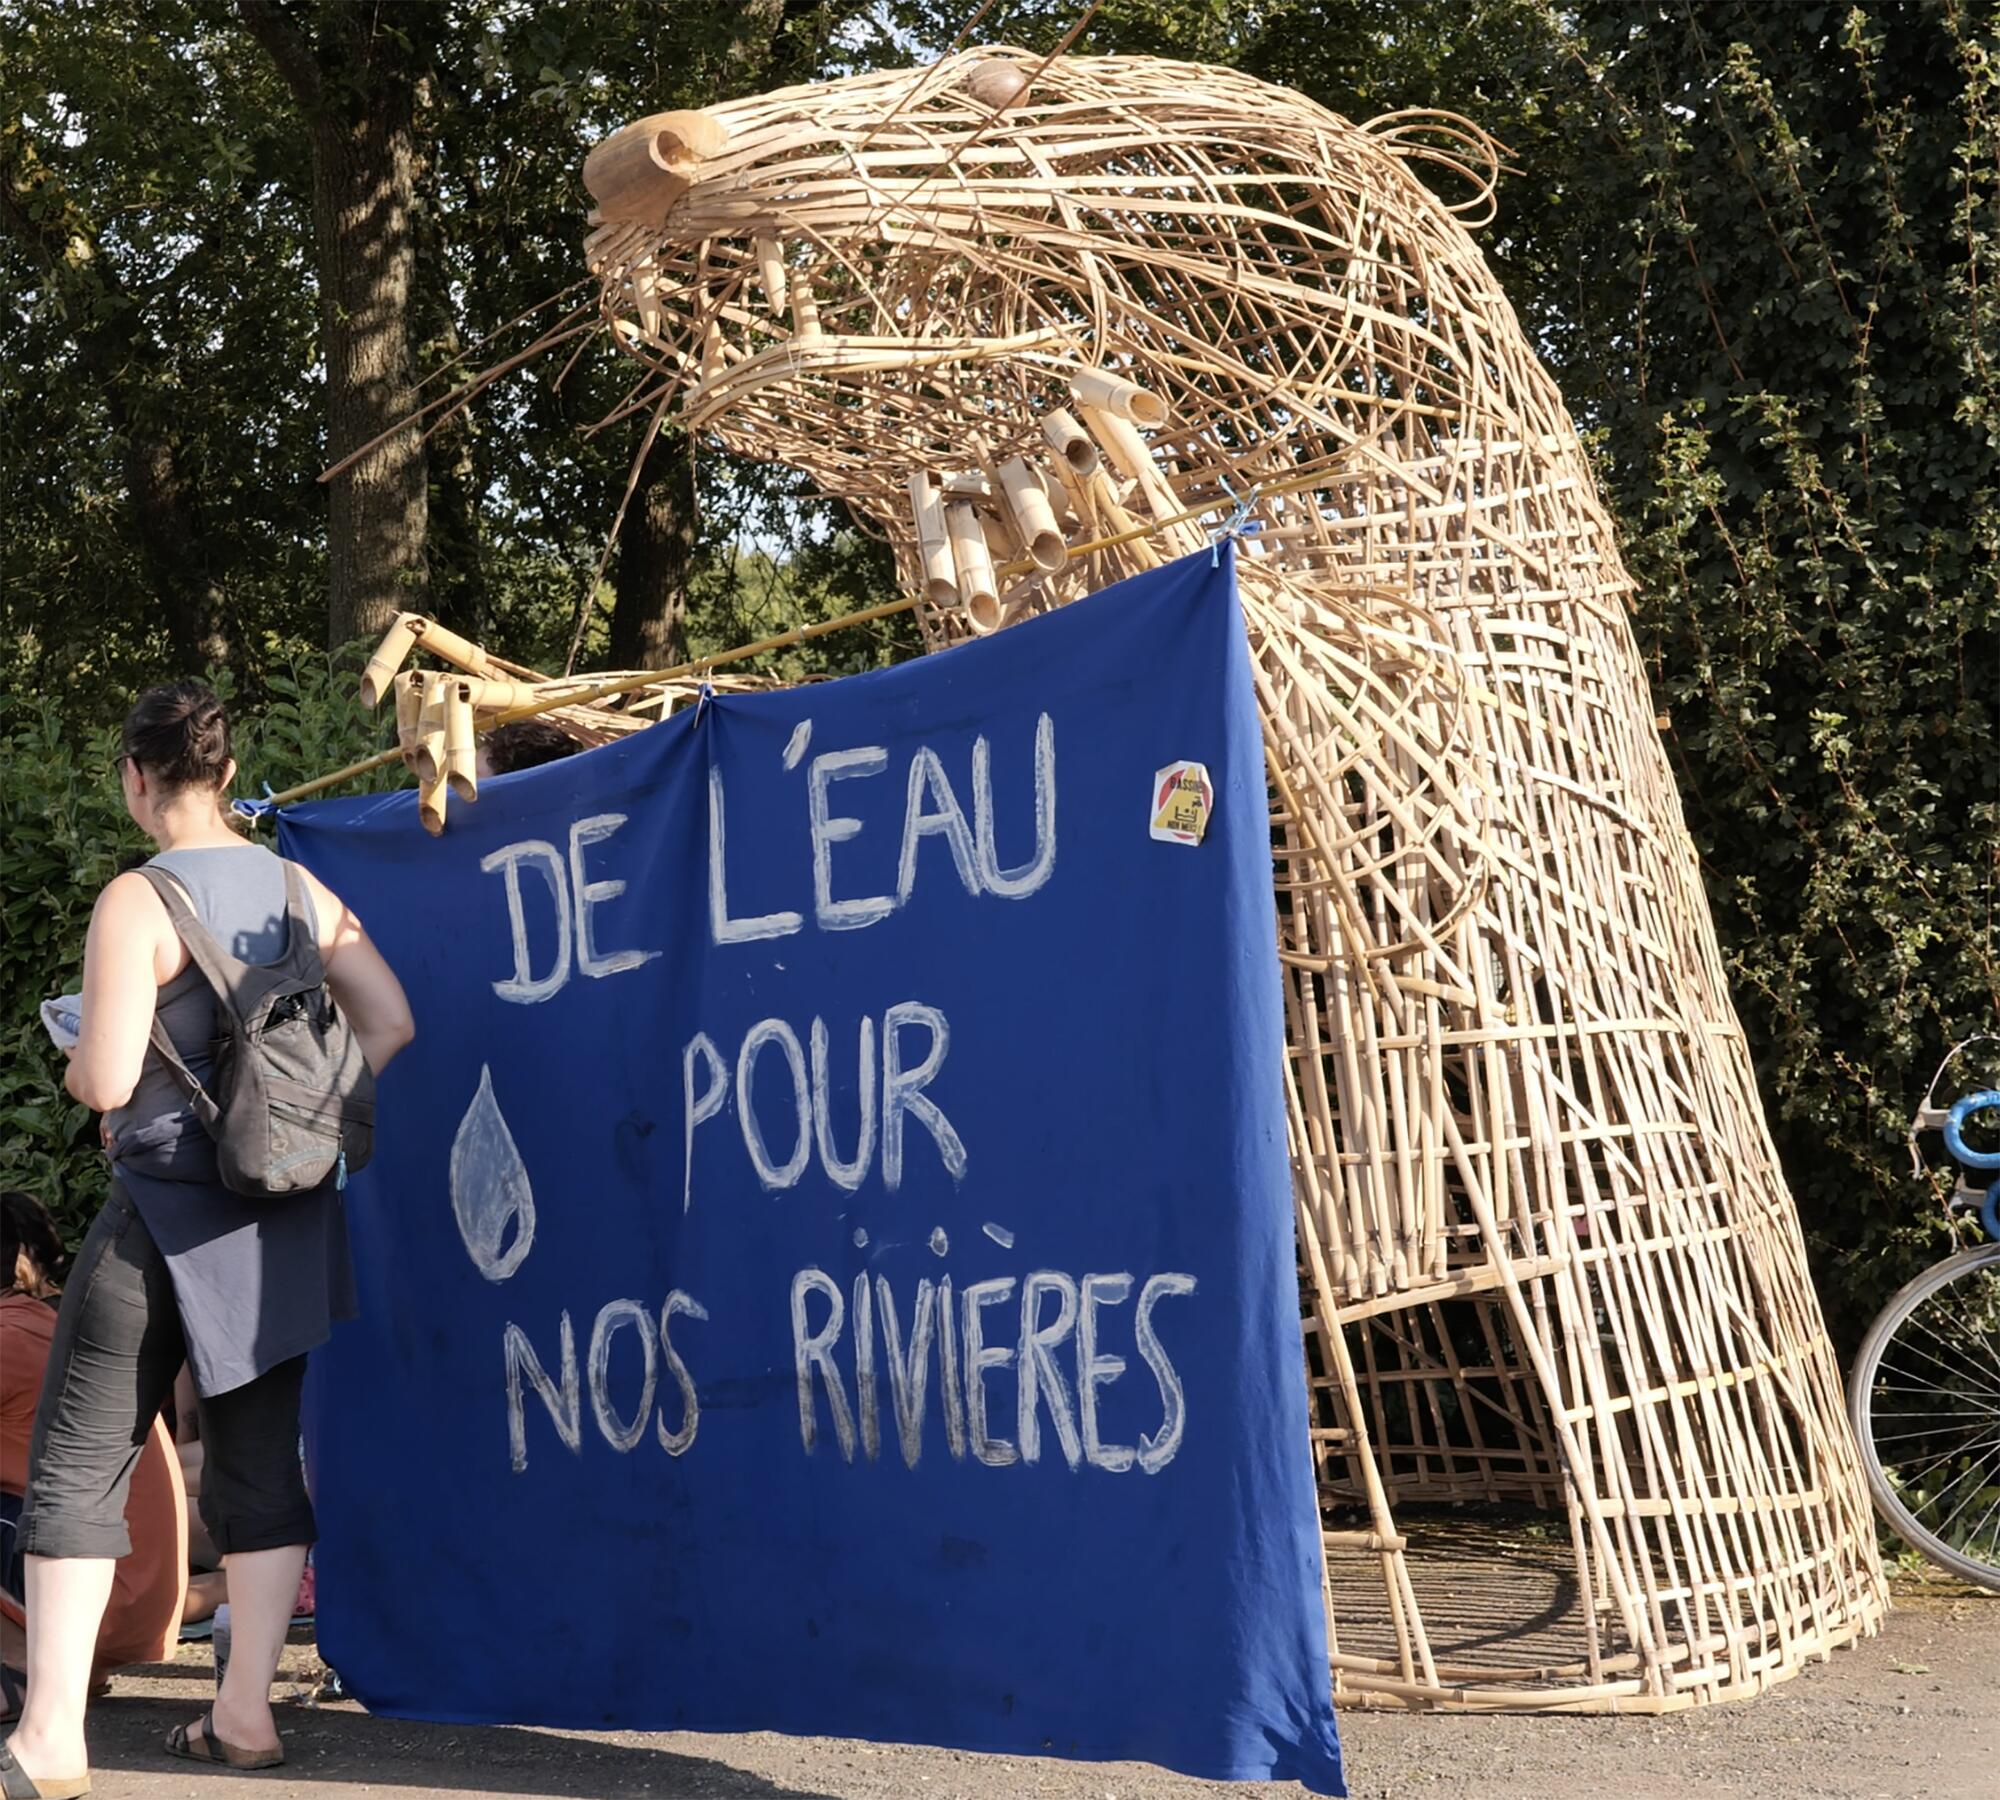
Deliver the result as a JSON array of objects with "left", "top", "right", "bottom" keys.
[{"left": 1151, "top": 760, "right": 1213, "bottom": 845}]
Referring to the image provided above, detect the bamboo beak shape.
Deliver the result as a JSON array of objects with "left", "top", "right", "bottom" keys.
[{"left": 584, "top": 110, "right": 730, "bottom": 224}]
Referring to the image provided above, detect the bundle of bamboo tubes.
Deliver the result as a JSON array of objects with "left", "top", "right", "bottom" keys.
[
  {"left": 558, "top": 49, "right": 1892, "bottom": 1712},
  {"left": 355, "top": 611, "right": 766, "bottom": 834}
]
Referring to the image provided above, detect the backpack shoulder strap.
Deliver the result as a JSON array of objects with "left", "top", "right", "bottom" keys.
[
  {"left": 275, "top": 861, "right": 328, "bottom": 979},
  {"left": 130, "top": 866, "right": 235, "bottom": 1121}
]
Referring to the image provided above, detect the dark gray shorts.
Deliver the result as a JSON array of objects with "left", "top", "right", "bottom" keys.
[{"left": 18, "top": 1185, "right": 316, "bottom": 1562}]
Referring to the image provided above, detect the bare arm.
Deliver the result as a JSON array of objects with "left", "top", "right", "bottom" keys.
[
  {"left": 298, "top": 867, "right": 415, "bottom": 1075},
  {"left": 66, "top": 873, "right": 177, "bottom": 1113}
]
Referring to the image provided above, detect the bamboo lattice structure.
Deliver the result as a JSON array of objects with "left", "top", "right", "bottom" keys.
[{"left": 561, "top": 48, "right": 1889, "bottom": 1709}]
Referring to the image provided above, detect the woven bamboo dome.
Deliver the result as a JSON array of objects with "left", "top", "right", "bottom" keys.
[{"left": 575, "top": 48, "right": 1887, "bottom": 1710}]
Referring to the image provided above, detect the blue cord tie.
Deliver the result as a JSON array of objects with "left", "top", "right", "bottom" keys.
[
  {"left": 1210, "top": 479, "right": 1261, "bottom": 566},
  {"left": 230, "top": 783, "right": 279, "bottom": 823},
  {"left": 693, "top": 679, "right": 716, "bottom": 723}
]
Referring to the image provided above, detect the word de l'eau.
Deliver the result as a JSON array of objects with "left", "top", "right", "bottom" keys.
[{"left": 477, "top": 715, "right": 1197, "bottom": 1476}]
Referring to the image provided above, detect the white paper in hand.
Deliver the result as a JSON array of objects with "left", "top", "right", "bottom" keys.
[{"left": 40, "top": 994, "right": 83, "bottom": 1052}]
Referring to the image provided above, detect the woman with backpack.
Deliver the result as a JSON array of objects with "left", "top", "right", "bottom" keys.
[{"left": 0, "top": 683, "right": 413, "bottom": 1800}]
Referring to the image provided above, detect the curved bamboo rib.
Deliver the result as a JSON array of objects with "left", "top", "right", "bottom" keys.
[{"left": 570, "top": 47, "right": 1885, "bottom": 1710}]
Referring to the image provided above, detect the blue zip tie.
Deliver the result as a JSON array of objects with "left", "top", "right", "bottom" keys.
[{"left": 1211, "top": 479, "right": 1261, "bottom": 566}]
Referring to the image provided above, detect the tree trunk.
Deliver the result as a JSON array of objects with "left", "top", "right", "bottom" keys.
[
  {"left": 609, "top": 426, "right": 696, "bottom": 670},
  {"left": 121, "top": 427, "right": 233, "bottom": 669},
  {"left": 238, "top": 0, "right": 431, "bottom": 650},
  {"left": 309, "top": 101, "right": 428, "bottom": 649}
]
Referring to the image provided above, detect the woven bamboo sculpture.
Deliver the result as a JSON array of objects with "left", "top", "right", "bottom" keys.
[{"left": 570, "top": 49, "right": 1888, "bottom": 1710}]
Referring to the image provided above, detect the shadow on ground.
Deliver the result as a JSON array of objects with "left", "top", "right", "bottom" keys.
[{"left": 90, "top": 1656, "right": 843, "bottom": 1799}]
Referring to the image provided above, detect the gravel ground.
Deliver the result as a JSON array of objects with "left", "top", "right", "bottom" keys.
[{"left": 48, "top": 1577, "right": 1997, "bottom": 1799}]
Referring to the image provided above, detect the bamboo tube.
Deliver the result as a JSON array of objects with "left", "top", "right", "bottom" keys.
[
  {"left": 995, "top": 456, "right": 1066, "bottom": 572},
  {"left": 1033, "top": 459, "right": 1078, "bottom": 526},
  {"left": 407, "top": 617, "right": 494, "bottom": 678},
  {"left": 754, "top": 235, "right": 788, "bottom": 316},
  {"left": 418, "top": 765, "right": 449, "bottom": 837},
  {"left": 944, "top": 500, "right": 1002, "bottom": 634},
  {"left": 791, "top": 282, "right": 822, "bottom": 342},
  {"left": 909, "top": 473, "right": 957, "bottom": 606},
  {"left": 413, "top": 673, "right": 449, "bottom": 786},
  {"left": 359, "top": 615, "right": 418, "bottom": 708},
  {"left": 631, "top": 257, "right": 663, "bottom": 338},
  {"left": 445, "top": 680, "right": 478, "bottom": 801},
  {"left": 1041, "top": 407, "right": 1100, "bottom": 476},
  {"left": 1069, "top": 367, "right": 1168, "bottom": 428},
  {"left": 582, "top": 109, "right": 729, "bottom": 222},
  {"left": 456, "top": 677, "right": 545, "bottom": 714},
  {"left": 698, "top": 319, "right": 726, "bottom": 385},
  {"left": 1079, "top": 404, "right": 1186, "bottom": 529},
  {"left": 393, "top": 672, "right": 423, "bottom": 771}
]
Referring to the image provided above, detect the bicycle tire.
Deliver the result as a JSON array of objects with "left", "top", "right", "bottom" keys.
[{"left": 1848, "top": 1241, "right": 2000, "bottom": 1588}]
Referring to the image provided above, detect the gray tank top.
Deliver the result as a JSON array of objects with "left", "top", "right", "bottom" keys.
[
  {"left": 104, "top": 842, "right": 357, "bottom": 1396},
  {"left": 108, "top": 844, "right": 313, "bottom": 1137}
]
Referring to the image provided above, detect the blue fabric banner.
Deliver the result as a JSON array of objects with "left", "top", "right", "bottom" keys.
[{"left": 281, "top": 548, "right": 1344, "bottom": 1794}]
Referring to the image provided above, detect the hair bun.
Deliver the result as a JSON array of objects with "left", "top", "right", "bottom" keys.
[{"left": 121, "top": 680, "right": 234, "bottom": 793}]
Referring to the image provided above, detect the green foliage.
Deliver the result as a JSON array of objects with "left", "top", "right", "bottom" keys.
[{"left": 1512, "top": 0, "right": 2000, "bottom": 1347}]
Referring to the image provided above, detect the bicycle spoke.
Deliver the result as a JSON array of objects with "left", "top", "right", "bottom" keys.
[
  {"left": 1913, "top": 1431, "right": 2000, "bottom": 1523},
  {"left": 1955, "top": 1489, "right": 2000, "bottom": 1565},
  {"left": 1896, "top": 1296, "right": 2000, "bottom": 1392},
  {"left": 1891, "top": 1428, "right": 2000, "bottom": 1500},
  {"left": 1930, "top": 1447, "right": 2000, "bottom": 1544},
  {"left": 1882, "top": 1308, "right": 2000, "bottom": 1397},
  {"left": 1870, "top": 1419, "right": 1994, "bottom": 1447}
]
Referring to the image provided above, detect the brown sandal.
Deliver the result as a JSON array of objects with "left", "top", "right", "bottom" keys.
[
  {"left": 0, "top": 1738, "right": 90, "bottom": 1799},
  {"left": 163, "top": 1709, "right": 284, "bottom": 1771}
]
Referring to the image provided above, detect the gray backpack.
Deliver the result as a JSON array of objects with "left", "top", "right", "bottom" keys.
[{"left": 138, "top": 863, "right": 376, "bottom": 1197}]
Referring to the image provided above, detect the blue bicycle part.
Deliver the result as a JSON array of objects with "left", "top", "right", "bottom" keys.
[
  {"left": 1984, "top": 1178, "right": 2000, "bottom": 1245},
  {"left": 1944, "top": 1090, "right": 2000, "bottom": 1171}
]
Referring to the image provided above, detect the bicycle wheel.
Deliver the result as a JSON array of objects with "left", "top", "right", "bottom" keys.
[{"left": 1849, "top": 1242, "right": 2000, "bottom": 1588}]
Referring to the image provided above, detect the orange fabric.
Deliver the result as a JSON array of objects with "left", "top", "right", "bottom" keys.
[
  {"left": 0, "top": 1294, "right": 189, "bottom": 1673},
  {"left": 0, "top": 1295, "right": 55, "bottom": 1496}
]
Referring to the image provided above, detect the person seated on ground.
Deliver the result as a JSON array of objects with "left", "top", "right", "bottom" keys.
[
  {"left": 475, "top": 716, "right": 582, "bottom": 780},
  {"left": 0, "top": 1191, "right": 187, "bottom": 1722}
]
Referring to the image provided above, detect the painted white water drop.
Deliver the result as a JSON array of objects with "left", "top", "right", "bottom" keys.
[
  {"left": 450, "top": 1065, "right": 537, "bottom": 1282},
  {"left": 929, "top": 1225, "right": 950, "bottom": 1257}
]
